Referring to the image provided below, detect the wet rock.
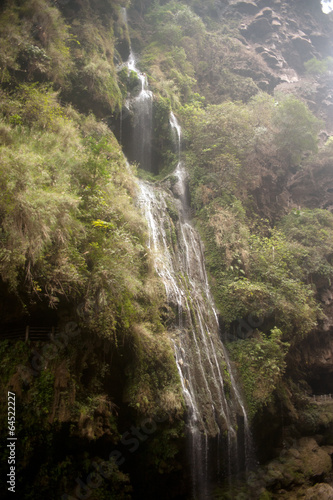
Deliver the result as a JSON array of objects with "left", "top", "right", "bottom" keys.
[
  {"left": 54, "top": 360, "right": 70, "bottom": 390},
  {"left": 322, "top": 444, "right": 333, "bottom": 455},
  {"left": 279, "top": 70, "right": 299, "bottom": 83},
  {"left": 288, "top": 447, "right": 301, "bottom": 459},
  {"left": 257, "top": 0, "right": 281, "bottom": 5},
  {"left": 116, "top": 39, "right": 131, "bottom": 62},
  {"left": 264, "top": 461, "right": 284, "bottom": 486},
  {"left": 261, "top": 437, "right": 332, "bottom": 492},
  {"left": 258, "top": 79, "right": 270, "bottom": 90}
]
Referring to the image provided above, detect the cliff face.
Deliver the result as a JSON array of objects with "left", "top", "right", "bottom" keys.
[
  {"left": 1, "top": 0, "right": 333, "bottom": 498},
  {"left": 221, "top": 0, "right": 333, "bottom": 215},
  {"left": 227, "top": 0, "right": 333, "bottom": 382},
  {"left": 214, "top": 2, "right": 333, "bottom": 495},
  {"left": 234, "top": 0, "right": 332, "bottom": 79},
  {"left": 228, "top": 0, "right": 333, "bottom": 217}
]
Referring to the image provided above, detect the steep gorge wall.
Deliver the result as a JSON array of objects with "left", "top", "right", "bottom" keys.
[{"left": 1, "top": 0, "right": 333, "bottom": 498}]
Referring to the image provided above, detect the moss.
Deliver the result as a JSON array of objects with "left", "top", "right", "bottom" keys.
[
  {"left": 0, "top": 340, "right": 30, "bottom": 384},
  {"left": 33, "top": 370, "right": 55, "bottom": 415},
  {"left": 125, "top": 322, "right": 184, "bottom": 419}
]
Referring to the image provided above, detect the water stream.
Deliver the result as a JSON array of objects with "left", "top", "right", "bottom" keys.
[
  {"left": 121, "top": 11, "right": 153, "bottom": 172},
  {"left": 121, "top": 10, "right": 254, "bottom": 498}
]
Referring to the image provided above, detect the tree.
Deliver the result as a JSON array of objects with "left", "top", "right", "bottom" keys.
[{"left": 273, "top": 95, "right": 322, "bottom": 167}]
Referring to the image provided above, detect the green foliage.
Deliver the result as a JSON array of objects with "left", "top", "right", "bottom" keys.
[
  {"left": 0, "top": 0, "right": 73, "bottom": 85},
  {"left": 181, "top": 92, "right": 317, "bottom": 214},
  {"left": 63, "top": 2, "right": 125, "bottom": 113},
  {"left": 32, "top": 370, "right": 55, "bottom": 415},
  {"left": 0, "top": 0, "right": 331, "bottom": 492},
  {"left": 228, "top": 328, "right": 290, "bottom": 418},
  {"left": 180, "top": 100, "right": 253, "bottom": 210},
  {"left": 304, "top": 56, "right": 333, "bottom": 75},
  {"left": 200, "top": 206, "right": 322, "bottom": 343},
  {"left": 8, "top": 83, "right": 67, "bottom": 130},
  {"left": 144, "top": 420, "right": 185, "bottom": 475},
  {"left": 125, "top": 323, "right": 184, "bottom": 419},
  {"left": 0, "top": 85, "right": 167, "bottom": 344},
  {"left": 0, "top": 110, "right": 85, "bottom": 302},
  {"left": 0, "top": 0, "right": 126, "bottom": 116},
  {"left": 137, "top": 0, "right": 261, "bottom": 105},
  {"left": 180, "top": 91, "right": 326, "bottom": 366},
  {"left": 138, "top": 2, "right": 205, "bottom": 104},
  {"left": 0, "top": 341, "right": 31, "bottom": 384},
  {"left": 277, "top": 209, "right": 333, "bottom": 285},
  {"left": 273, "top": 95, "right": 322, "bottom": 167}
]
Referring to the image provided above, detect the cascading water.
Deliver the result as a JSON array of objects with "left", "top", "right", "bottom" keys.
[
  {"left": 120, "top": 10, "right": 254, "bottom": 498},
  {"left": 138, "top": 115, "right": 249, "bottom": 499},
  {"left": 121, "top": 10, "right": 153, "bottom": 171},
  {"left": 127, "top": 54, "right": 153, "bottom": 171}
]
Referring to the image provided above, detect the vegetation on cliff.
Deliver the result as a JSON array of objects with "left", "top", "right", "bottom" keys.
[
  {"left": 0, "top": 1, "right": 185, "bottom": 498},
  {"left": 0, "top": 0, "right": 333, "bottom": 498}
]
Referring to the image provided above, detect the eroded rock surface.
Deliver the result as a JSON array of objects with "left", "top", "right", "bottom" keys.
[{"left": 225, "top": 0, "right": 333, "bottom": 125}]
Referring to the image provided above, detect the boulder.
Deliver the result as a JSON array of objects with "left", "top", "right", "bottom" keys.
[
  {"left": 261, "top": 51, "right": 282, "bottom": 68},
  {"left": 245, "top": 17, "right": 272, "bottom": 39},
  {"left": 230, "top": 0, "right": 260, "bottom": 14},
  {"left": 309, "top": 32, "right": 332, "bottom": 55},
  {"left": 297, "top": 437, "right": 332, "bottom": 478},
  {"left": 291, "top": 35, "right": 315, "bottom": 60},
  {"left": 304, "top": 483, "right": 333, "bottom": 500},
  {"left": 255, "top": 7, "right": 274, "bottom": 18}
]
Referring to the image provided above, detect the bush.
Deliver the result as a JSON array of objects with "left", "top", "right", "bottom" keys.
[{"left": 304, "top": 56, "right": 333, "bottom": 75}]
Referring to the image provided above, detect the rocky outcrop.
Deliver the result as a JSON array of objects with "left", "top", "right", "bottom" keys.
[
  {"left": 293, "top": 327, "right": 333, "bottom": 394},
  {"left": 304, "top": 483, "right": 333, "bottom": 499},
  {"left": 287, "top": 160, "right": 333, "bottom": 212},
  {"left": 228, "top": 0, "right": 333, "bottom": 107},
  {"left": 248, "top": 436, "right": 333, "bottom": 498},
  {"left": 230, "top": 0, "right": 260, "bottom": 15},
  {"left": 267, "top": 437, "right": 332, "bottom": 484}
]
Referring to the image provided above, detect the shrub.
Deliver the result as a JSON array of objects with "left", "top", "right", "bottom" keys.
[{"left": 304, "top": 56, "right": 333, "bottom": 75}]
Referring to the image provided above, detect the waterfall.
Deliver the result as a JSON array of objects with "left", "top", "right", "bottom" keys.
[
  {"left": 126, "top": 52, "right": 153, "bottom": 171},
  {"left": 121, "top": 10, "right": 153, "bottom": 172},
  {"left": 138, "top": 113, "right": 253, "bottom": 497},
  {"left": 121, "top": 10, "right": 254, "bottom": 498},
  {"left": 170, "top": 111, "right": 181, "bottom": 159}
]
